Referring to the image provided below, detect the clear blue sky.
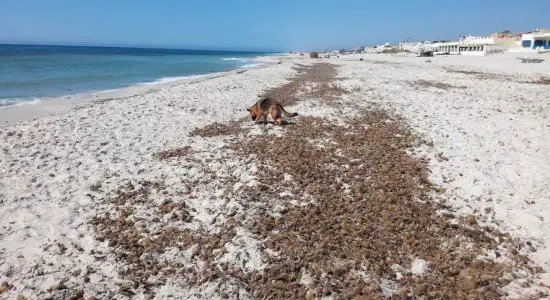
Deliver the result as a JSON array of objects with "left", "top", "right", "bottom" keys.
[{"left": 1, "top": 0, "right": 548, "bottom": 51}]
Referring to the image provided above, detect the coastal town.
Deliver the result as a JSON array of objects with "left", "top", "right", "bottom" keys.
[{"left": 327, "top": 28, "right": 550, "bottom": 59}]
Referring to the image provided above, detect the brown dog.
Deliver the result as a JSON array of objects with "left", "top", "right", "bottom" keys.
[{"left": 247, "top": 97, "right": 298, "bottom": 126}]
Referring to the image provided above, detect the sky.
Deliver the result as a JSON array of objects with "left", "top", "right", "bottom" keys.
[{"left": 1, "top": 0, "right": 549, "bottom": 51}]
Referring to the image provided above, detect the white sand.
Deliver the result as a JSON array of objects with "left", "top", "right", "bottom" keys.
[{"left": 1, "top": 52, "right": 550, "bottom": 298}]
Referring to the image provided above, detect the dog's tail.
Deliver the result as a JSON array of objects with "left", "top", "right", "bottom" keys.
[
  {"left": 285, "top": 112, "right": 298, "bottom": 118},
  {"left": 280, "top": 106, "right": 298, "bottom": 118}
]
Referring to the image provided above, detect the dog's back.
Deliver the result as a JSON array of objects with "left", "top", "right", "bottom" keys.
[
  {"left": 258, "top": 97, "right": 277, "bottom": 112},
  {"left": 248, "top": 97, "right": 297, "bottom": 125}
]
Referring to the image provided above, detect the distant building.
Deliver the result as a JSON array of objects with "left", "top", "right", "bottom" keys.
[
  {"left": 491, "top": 31, "right": 521, "bottom": 46},
  {"left": 399, "top": 41, "right": 433, "bottom": 53},
  {"left": 432, "top": 36, "right": 493, "bottom": 55},
  {"left": 396, "top": 29, "right": 549, "bottom": 56},
  {"left": 372, "top": 43, "right": 395, "bottom": 53},
  {"left": 521, "top": 29, "right": 550, "bottom": 51}
]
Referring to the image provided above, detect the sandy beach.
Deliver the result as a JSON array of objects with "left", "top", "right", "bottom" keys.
[{"left": 1, "top": 52, "right": 550, "bottom": 299}]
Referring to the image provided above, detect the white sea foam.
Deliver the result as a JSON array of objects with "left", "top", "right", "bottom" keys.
[
  {"left": 263, "top": 52, "right": 288, "bottom": 56},
  {"left": 140, "top": 74, "right": 210, "bottom": 86},
  {"left": 240, "top": 63, "right": 265, "bottom": 69},
  {"left": 0, "top": 98, "right": 42, "bottom": 109},
  {"left": 141, "top": 65, "right": 264, "bottom": 87},
  {"left": 222, "top": 57, "right": 249, "bottom": 62}
]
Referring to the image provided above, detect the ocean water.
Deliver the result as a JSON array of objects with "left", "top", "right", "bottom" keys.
[{"left": 0, "top": 44, "right": 272, "bottom": 108}]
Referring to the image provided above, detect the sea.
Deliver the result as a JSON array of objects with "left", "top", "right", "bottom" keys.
[{"left": 0, "top": 44, "right": 274, "bottom": 108}]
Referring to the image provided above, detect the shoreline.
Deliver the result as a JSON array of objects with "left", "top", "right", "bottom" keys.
[{"left": 0, "top": 56, "right": 280, "bottom": 126}]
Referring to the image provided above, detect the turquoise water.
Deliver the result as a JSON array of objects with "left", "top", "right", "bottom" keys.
[{"left": 0, "top": 44, "right": 272, "bottom": 107}]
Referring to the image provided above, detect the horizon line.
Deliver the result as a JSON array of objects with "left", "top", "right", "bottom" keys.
[{"left": 0, "top": 42, "right": 286, "bottom": 53}]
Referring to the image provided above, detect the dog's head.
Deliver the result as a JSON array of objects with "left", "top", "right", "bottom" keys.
[{"left": 247, "top": 106, "right": 257, "bottom": 121}]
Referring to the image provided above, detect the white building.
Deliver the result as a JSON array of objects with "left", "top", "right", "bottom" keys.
[
  {"left": 372, "top": 43, "right": 393, "bottom": 53},
  {"left": 399, "top": 41, "right": 433, "bottom": 53},
  {"left": 521, "top": 29, "right": 550, "bottom": 52},
  {"left": 433, "top": 36, "right": 495, "bottom": 56}
]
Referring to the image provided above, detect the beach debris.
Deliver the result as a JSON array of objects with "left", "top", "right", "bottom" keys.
[
  {"left": 190, "top": 121, "right": 243, "bottom": 137},
  {"left": 517, "top": 57, "right": 545, "bottom": 63},
  {"left": 153, "top": 146, "right": 192, "bottom": 160},
  {"left": 225, "top": 112, "right": 535, "bottom": 299},
  {"left": 534, "top": 77, "right": 550, "bottom": 85},
  {"left": 261, "top": 63, "right": 347, "bottom": 105},
  {"left": 408, "top": 79, "right": 466, "bottom": 90},
  {"left": 418, "top": 50, "right": 434, "bottom": 57}
]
